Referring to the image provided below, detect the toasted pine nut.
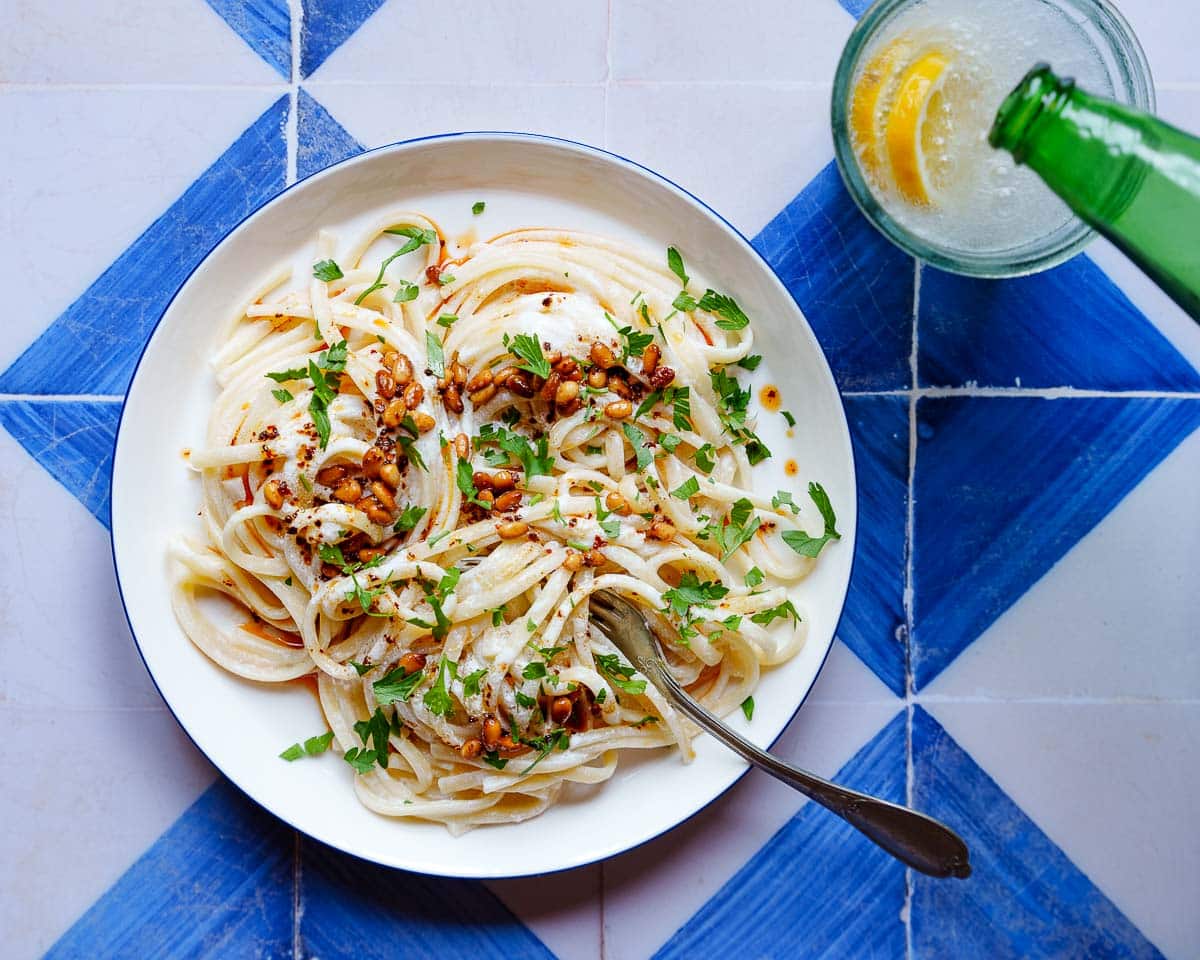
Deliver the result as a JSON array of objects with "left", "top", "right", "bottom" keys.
[
  {"left": 482, "top": 716, "right": 502, "bottom": 749},
  {"left": 605, "top": 491, "right": 629, "bottom": 515},
  {"left": 451, "top": 358, "right": 468, "bottom": 387},
  {"left": 473, "top": 471, "right": 494, "bottom": 491},
  {"left": 411, "top": 411, "right": 436, "bottom": 433},
  {"left": 545, "top": 349, "right": 562, "bottom": 365},
  {"left": 564, "top": 552, "right": 584, "bottom": 572},
  {"left": 403, "top": 381, "right": 424, "bottom": 408},
  {"left": 555, "top": 380, "right": 580, "bottom": 408},
  {"left": 507, "top": 371, "right": 536, "bottom": 398},
  {"left": 334, "top": 479, "right": 362, "bottom": 503},
  {"left": 476, "top": 489, "right": 494, "bottom": 508},
  {"left": 321, "top": 563, "right": 341, "bottom": 579},
  {"left": 649, "top": 366, "right": 676, "bottom": 390},
  {"left": 399, "top": 652, "right": 426, "bottom": 674},
  {"left": 392, "top": 354, "right": 414, "bottom": 386},
  {"left": 465, "top": 369, "right": 493, "bottom": 393},
  {"left": 491, "top": 469, "right": 516, "bottom": 492},
  {"left": 454, "top": 433, "right": 470, "bottom": 460},
  {"left": 497, "top": 520, "right": 529, "bottom": 539},
  {"left": 469, "top": 383, "right": 498, "bottom": 406},
  {"left": 649, "top": 519, "right": 676, "bottom": 541},
  {"left": 382, "top": 349, "right": 399, "bottom": 370},
  {"left": 316, "top": 464, "right": 348, "bottom": 487},
  {"left": 550, "top": 697, "right": 573, "bottom": 723},
  {"left": 554, "top": 356, "right": 579, "bottom": 377},
  {"left": 359, "top": 497, "right": 392, "bottom": 526},
  {"left": 590, "top": 341, "right": 617, "bottom": 369},
  {"left": 376, "top": 369, "right": 396, "bottom": 399},
  {"left": 609, "top": 376, "right": 632, "bottom": 399},
  {"left": 587, "top": 368, "right": 608, "bottom": 389},
  {"left": 379, "top": 462, "right": 402, "bottom": 490},
  {"left": 443, "top": 383, "right": 465, "bottom": 414},
  {"left": 642, "top": 342, "right": 661, "bottom": 375},
  {"left": 461, "top": 738, "right": 483, "bottom": 760},
  {"left": 605, "top": 400, "right": 633, "bottom": 420},
  {"left": 382, "top": 397, "right": 407, "bottom": 428},
  {"left": 370, "top": 481, "right": 397, "bottom": 512},
  {"left": 357, "top": 547, "right": 385, "bottom": 564},
  {"left": 361, "top": 448, "right": 385, "bottom": 479},
  {"left": 262, "top": 479, "right": 284, "bottom": 509},
  {"left": 540, "top": 371, "right": 561, "bottom": 404},
  {"left": 493, "top": 490, "right": 522, "bottom": 512},
  {"left": 584, "top": 548, "right": 607, "bottom": 567}
]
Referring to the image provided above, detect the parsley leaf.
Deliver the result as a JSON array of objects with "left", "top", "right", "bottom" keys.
[
  {"left": 741, "top": 697, "right": 755, "bottom": 721},
  {"left": 750, "top": 599, "right": 800, "bottom": 627},
  {"left": 383, "top": 224, "right": 438, "bottom": 254},
  {"left": 737, "top": 354, "right": 763, "bottom": 371},
  {"left": 271, "top": 388, "right": 294, "bottom": 403},
  {"left": 703, "top": 498, "right": 762, "bottom": 562},
  {"left": 519, "top": 728, "right": 569, "bottom": 775},
  {"left": 672, "top": 290, "right": 698, "bottom": 312},
  {"left": 373, "top": 665, "right": 426, "bottom": 705},
  {"left": 422, "top": 657, "right": 457, "bottom": 716},
  {"left": 671, "top": 476, "right": 700, "bottom": 500},
  {"left": 744, "top": 566, "right": 765, "bottom": 588},
  {"left": 772, "top": 490, "right": 800, "bottom": 515},
  {"left": 462, "top": 668, "right": 488, "bottom": 697},
  {"left": 312, "top": 259, "right": 344, "bottom": 282},
  {"left": 660, "top": 433, "right": 682, "bottom": 453},
  {"left": 507, "top": 333, "right": 551, "bottom": 379},
  {"left": 472, "top": 201, "right": 486, "bottom": 215},
  {"left": 522, "top": 661, "right": 548, "bottom": 681},
  {"left": 665, "top": 386, "right": 692, "bottom": 430},
  {"left": 515, "top": 690, "right": 537, "bottom": 708},
  {"left": 352, "top": 708, "right": 391, "bottom": 769},
  {"left": 621, "top": 422, "right": 653, "bottom": 471},
  {"left": 279, "top": 730, "right": 334, "bottom": 761},
  {"left": 595, "top": 653, "right": 647, "bottom": 695},
  {"left": 618, "top": 325, "right": 654, "bottom": 362},
  {"left": 343, "top": 747, "right": 378, "bottom": 773},
  {"left": 698, "top": 290, "right": 750, "bottom": 330},
  {"left": 425, "top": 330, "right": 445, "bottom": 378},
  {"left": 693, "top": 443, "right": 716, "bottom": 473},
  {"left": 456, "top": 459, "right": 492, "bottom": 509},
  {"left": 437, "top": 313, "right": 458, "bottom": 328},
  {"left": 482, "top": 750, "right": 508, "bottom": 769},
  {"left": 265, "top": 366, "right": 307, "bottom": 383},
  {"left": 393, "top": 505, "right": 427, "bottom": 532},
  {"left": 782, "top": 410, "right": 796, "bottom": 428},
  {"left": 667, "top": 246, "right": 689, "bottom": 287},
  {"left": 600, "top": 517, "right": 622, "bottom": 539},
  {"left": 781, "top": 482, "right": 841, "bottom": 558},
  {"left": 662, "top": 572, "right": 729, "bottom": 618},
  {"left": 393, "top": 280, "right": 420, "bottom": 303}
]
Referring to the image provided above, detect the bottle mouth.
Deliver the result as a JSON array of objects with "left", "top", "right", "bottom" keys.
[{"left": 988, "top": 62, "right": 1073, "bottom": 162}]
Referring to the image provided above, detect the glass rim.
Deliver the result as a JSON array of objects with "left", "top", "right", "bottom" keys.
[{"left": 830, "top": 0, "right": 1156, "bottom": 278}]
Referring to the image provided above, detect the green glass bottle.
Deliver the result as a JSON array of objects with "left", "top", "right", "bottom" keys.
[{"left": 990, "top": 64, "right": 1200, "bottom": 320}]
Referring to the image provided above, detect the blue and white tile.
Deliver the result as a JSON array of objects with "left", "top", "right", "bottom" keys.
[
  {"left": 918, "top": 702, "right": 1199, "bottom": 958},
  {"left": 304, "top": 0, "right": 609, "bottom": 82},
  {"left": 0, "top": 88, "right": 285, "bottom": 379},
  {"left": 302, "top": 81, "right": 606, "bottom": 154},
  {"left": 610, "top": 0, "right": 852, "bottom": 82},
  {"left": 0, "top": 0, "right": 283, "bottom": 85},
  {"left": 605, "top": 83, "right": 834, "bottom": 236},
  {"left": 925, "top": 422, "right": 1200, "bottom": 700}
]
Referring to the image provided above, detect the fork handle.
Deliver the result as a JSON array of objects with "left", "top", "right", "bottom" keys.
[{"left": 656, "top": 669, "right": 971, "bottom": 879}]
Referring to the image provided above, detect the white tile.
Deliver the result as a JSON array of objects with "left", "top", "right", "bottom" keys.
[
  {"left": 924, "top": 424, "right": 1200, "bottom": 702},
  {"left": 0, "top": 0, "right": 281, "bottom": 84},
  {"left": 305, "top": 81, "right": 606, "bottom": 149},
  {"left": 601, "top": 700, "right": 900, "bottom": 960},
  {"left": 0, "top": 88, "right": 281, "bottom": 377},
  {"left": 488, "top": 866, "right": 602, "bottom": 960},
  {"left": 0, "top": 704, "right": 214, "bottom": 956},
  {"left": 312, "top": 0, "right": 609, "bottom": 82},
  {"left": 606, "top": 83, "right": 834, "bottom": 236},
  {"left": 1115, "top": 0, "right": 1200, "bottom": 88},
  {"left": 1085, "top": 88, "right": 1200, "bottom": 374},
  {"left": 806, "top": 638, "right": 903, "bottom": 704},
  {"left": 0, "top": 426, "right": 167, "bottom": 709},
  {"left": 611, "top": 0, "right": 852, "bottom": 82},
  {"left": 927, "top": 701, "right": 1200, "bottom": 960}
]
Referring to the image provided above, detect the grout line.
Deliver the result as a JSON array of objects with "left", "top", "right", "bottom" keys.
[
  {"left": 916, "top": 694, "right": 1200, "bottom": 706},
  {"left": 0, "top": 82, "right": 290, "bottom": 92},
  {"left": 292, "top": 830, "right": 302, "bottom": 959},
  {"left": 0, "top": 393, "right": 123, "bottom": 403},
  {"left": 286, "top": 0, "right": 302, "bottom": 185},
  {"left": 599, "top": 859, "right": 607, "bottom": 960},
  {"left": 841, "top": 387, "right": 1200, "bottom": 399},
  {"left": 902, "top": 257, "right": 920, "bottom": 960},
  {"left": 602, "top": 0, "right": 613, "bottom": 149}
]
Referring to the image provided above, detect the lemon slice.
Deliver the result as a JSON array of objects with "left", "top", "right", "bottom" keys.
[
  {"left": 884, "top": 50, "right": 951, "bottom": 204},
  {"left": 849, "top": 38, "right": 913, "bottom": 181}
]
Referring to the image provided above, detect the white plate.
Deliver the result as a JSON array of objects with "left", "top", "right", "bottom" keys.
[{"left": 111, "top": 133, "right": 857, "bottom": 878}]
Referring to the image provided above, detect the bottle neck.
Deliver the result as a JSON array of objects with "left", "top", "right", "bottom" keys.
[{"left": 988, "top": 62, "right": 1075, "bottom": 163}]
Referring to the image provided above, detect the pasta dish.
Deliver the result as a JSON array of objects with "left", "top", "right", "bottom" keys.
[{"left": 170, "top": 210, "right": 840, "bottom": 831}]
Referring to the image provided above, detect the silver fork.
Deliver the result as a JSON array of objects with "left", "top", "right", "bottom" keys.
[{"left": 590, "top": 589, "right": 971, "bottom": 879}]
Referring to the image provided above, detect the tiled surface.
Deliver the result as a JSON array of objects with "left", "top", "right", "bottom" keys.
[{"left": 2, "top": 1, "right": 1198, "bottom": 958}]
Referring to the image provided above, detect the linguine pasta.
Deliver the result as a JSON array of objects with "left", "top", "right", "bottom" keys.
[{"left": 170, "top": 213, "right": 839, "bottom": 832}]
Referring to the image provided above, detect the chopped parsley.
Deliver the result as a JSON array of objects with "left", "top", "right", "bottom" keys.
[
  {"left": 372, "top": 665, "right": 426, "bottom": 705},
  {"left": 522, "top": 661, "right": 548, "bottom": 681},
  {"left": 382, "top": 224, "right": 438, "bottom": 254},
  {"left": 772, "top": 490, "right": 800, "bottom": 515},
  {"left": 741, "top": 696, "right": 755, "bottom": 721},
  {"left": 701, "top": 497, "right": 762, "bottom": 563},
  {"left": 426, "top": 330, "right": 446, "bottom": 378},
  {"left": 519, "top": 728, "right": 570, "bottom": 775},
  {"left": 750, "top": 599, "right": 801, "bottom": 628},
  {"left": 437, "top": 313, "right": 458, "bottom": 328},
  {"left": 693, "top": 443, "right": 716, "bottom": 473},
  {"left": 271, "top": 388, "right": 293, "bottom": 403},
  {"left": 317, "top": 542, "right": 391, "bottom": 617},
  {"left": 438, "top": 273, "right": 456, "bottom": 286},
  {"left": 474, "top": 423, "right": 553, "bottom": 479},
  {"left": 505, "top": 332, "right": 551, "bottom": 379},
  {"left": 709, "top": 366, "right": 771, "bottom": 464},
  {"left": 595, "top": 653, "right": 647, "bottom": 695},
  {"left": 662, "top": 572, "right": 729, "bottom": 619},
  {"left": 660, "top": 433, "right": 682, "bottom": 453},
  {"left": 279, "top": 730, "right": 334, "bottom": 761},
  {"left": 422, "top": 657, "right": 457, "bottom": 716},
  {"left": 393, "top": 279, "right": 420, "bottom": 303},
  {"left": 351, "top": 707, "right": 391, "bottom": 770},
  {"left": 393, "top": 504, "right": 428, "bottom": 532},
  {"left": 312, "top": 259, "right": 343, "bottom": 282},
  {"left": 672, "top": 290, "right": 698, "bottom": 312},
  {"left": 737, "top": 354, "right": 763, "bottom": 371},
  {"left": 472, "top": 201, "right": 486, "bottom": 215},
  {"left": 491, "top": 605, "right": 507, "bottom": 627},
  {"left": 670, "top": 476, "right": 700, "bottom": 500},
  {"left": 698, "top": 290, "right": 750, "bottom": 330},
  {"left": 744, "top": 566, "right": 765, "bottom": 588},
  {"left": 456, "top": 460, "right": 492, "bottom": 509},
  {"left": 621, "top": 422, "right": 653, "bottom": 470},
  {"left": 667, "top": 246, "right": 689, "bottom": 287},
  {"left": 780, "top": 482, "right": 841, "bottom": 558},
  {"left": 462, "top": 668, "right": 488, "bottom": 697},
  {"left": 781, "top": 410, "right": 796, "bottom": 428}
]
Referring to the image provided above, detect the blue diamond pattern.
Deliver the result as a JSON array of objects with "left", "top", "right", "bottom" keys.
[
  {"left": 300, "top": 0, "right": 389, "bottom": 78},
  {"left": 203, "top": 0, "right": 292, "bottom": 79},
  {"left": 297, "top": 87, "right": 365, "bottom": 180}
]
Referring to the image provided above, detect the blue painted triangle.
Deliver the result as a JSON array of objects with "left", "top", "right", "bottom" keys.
[
  {"left": 839, "top": 0, "right": 873, "bottom": 16},
  {"left": 918, "top": 258, "right": 1200, "bottom": 390},
  {"left": 0, "top": 400, "right": 121, "bottom": 528},
  {"left": 838, "top": 395, "right": 909, "bottom": 695},
  {"left": 297, "top": 88, "right": 366, "bottom": 180},
  {"left": 753, "top": 161, "right": 914, "bottom": 392},
  {"left": 653, "top": 710, "right": 907, "bottom": 959},
  {"left": 0, "top": 95, "right": 288, "bottom": 398},
  {"left": 912, "top": 396, "right": 1200, "bottom": 689},
  {"left": 300, "top": 0, "right": 389, "bottom": 78},
  {"left": 299, "top": 839, "right": 555, "bottom": 959},
  {"left": 911, "top": 707, "right": 1163, "bottom": 957},
  {"left": 46, "top": 779, "right": 293, "bottom": 959},
  {"left": 204, "top": 0, "right": 292, "bottom": 79}
]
